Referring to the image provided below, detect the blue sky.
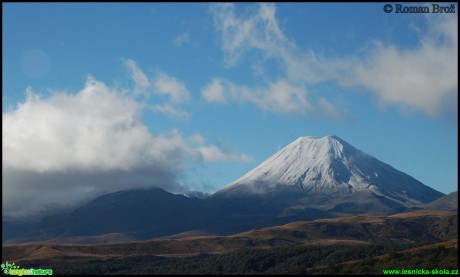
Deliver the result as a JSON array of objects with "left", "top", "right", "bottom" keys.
[{"left": 3, "top": 3, "right": 458, "bottom": 216}]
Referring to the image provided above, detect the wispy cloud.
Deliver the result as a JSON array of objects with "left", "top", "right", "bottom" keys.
[
  {"left": 210, "top": 3, "right": 286, "bottom": 68},
  {"left": 123, "top": 58, "right": 150, "bottom": 93},
  {"left": 201, "top": 78, "right": 340, "bottom": 118},
  {"left": 201, "top": 78, "right": 227, "bottom": 104},
  {"left": 173, "top": 32, "right": 191, "bottom": 47},
  {"left": 197, "top": 145, "right": 253, "bottom": 163},
  {"left": 207, "top": 3, "right": 341, "bottom": 118},
  {"left": 2, "top": 75, "right": 251, "bottom": 218},
  {"left": 153, "top": 71, "right": 190, "bottom": 103},
  {"left": 189, "top": 133, "right": 253, "bottom": 163},
  {"left": 333, "top": 15, "right": 458, "bottom": 117},
  {"left": 123, "top": 58, "right": 190, "bottom": 116},
  {"left": 152, "top": 103, "right": 189, "bottom": 117},
  {"left": 209, "top": 3, "right": 458, "bottom": 118}
]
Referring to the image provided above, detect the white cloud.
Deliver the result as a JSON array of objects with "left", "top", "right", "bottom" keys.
[
  {"left": 208, "top": 3, "right": 338, "bottom": 117},
  {"left": 2, "top": 76, "right": 251, "bottom": 217},
  {"left": 152, "top": 103, "right": 189, "bottom": 117},
  {"left": 173, "top": 32, "right": 191, "bottom": 47},
  {"left": 198, "top": 145, "right": 253, "bottom": 163},
  {"left": 153, "top": 72, "right": 190, "bottom": 103},
  {"left": 210, "top": 3, "right": 286, "bottom": 67},
  {"left": 334, "top": 15, "right": 458, "bottom": 117},
  {"left": 123, "top": 58, "right": 150, "bottom": 92},
  {"left": 201, "top": 78, "right": 340, "bottom": 118},
  {"left": 247, "top": 80, "right": 311, "bottom": 115},
  {"left": 201, "top": 78, "right": 227, "bottom": 103},
  {"left": 3, "top": 78, "right": 149, "bottom": 172},
  {"left": 210, "top": 3, "right": 458, "bottom": 118},
  {"left": 123, "top": 59, "right": 191, "bottom": 117},
  {"left": 210, "top": 3, "right": 332, "bottom": 86},
  {"left": 185, "top": 133, "right": 251, "bottom": 162},
  {"left": 188, "top": 133, "right": 206, "bottom": 146}
]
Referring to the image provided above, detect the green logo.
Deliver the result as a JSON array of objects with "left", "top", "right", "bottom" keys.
[
  {"left": 1, "top": 261, "right": 19, "bottom": 275},
  {"left": 1, "top": 262, "right": 53, "bottom": 276}
]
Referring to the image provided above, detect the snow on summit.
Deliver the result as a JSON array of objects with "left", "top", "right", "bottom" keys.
[
  {"left": 213, "top": 135, "right": 443, "bottom": 207},
  {"left": 217, "top": 135, "right": 362, "bottom": 193}
]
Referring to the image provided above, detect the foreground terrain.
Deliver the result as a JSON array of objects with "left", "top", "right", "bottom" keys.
[{"left": 3, "top": 210, "right": 457, "bottom": 275}]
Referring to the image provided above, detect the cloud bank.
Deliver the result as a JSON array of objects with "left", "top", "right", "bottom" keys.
[{"left": 3, "top": 68, "right": 250, "bottom": 218}]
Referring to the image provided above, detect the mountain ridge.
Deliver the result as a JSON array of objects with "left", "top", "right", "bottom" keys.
[{"left": 3, "top": 135, "right": 447, "bottom": 244}]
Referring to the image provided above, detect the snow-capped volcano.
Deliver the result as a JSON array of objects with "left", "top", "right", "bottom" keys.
[{"left": 213, "top": 136, "right": 443, "bottom": 209}]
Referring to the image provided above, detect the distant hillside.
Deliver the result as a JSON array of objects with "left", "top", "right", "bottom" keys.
[
  {"left": 420, "top": 191, "right": 457, "bottom": 211},
  {"left": 234, "top": 210, "right": 458, "bottom": 244},
  {"left": 3, "top": 210, "right": 457, "bottom": 262}
]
